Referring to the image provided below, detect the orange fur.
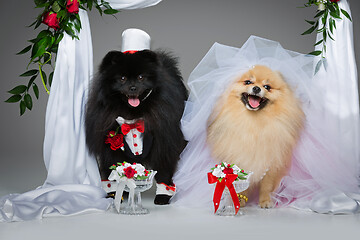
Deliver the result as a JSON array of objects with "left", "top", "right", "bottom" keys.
[{"left": 207, "top": 65, "right": 304, "bottom": 208}]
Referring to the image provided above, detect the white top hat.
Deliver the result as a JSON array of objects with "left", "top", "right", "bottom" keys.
[{"left": 121, "top": 28, "right": 151, "bottom": 52}]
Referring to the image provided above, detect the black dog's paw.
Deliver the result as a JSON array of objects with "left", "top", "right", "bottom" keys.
[{"left": 154, "top": 195, "right": 171, "bottom": 205}]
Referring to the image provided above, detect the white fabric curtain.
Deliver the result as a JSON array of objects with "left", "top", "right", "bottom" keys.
[
  {"left": 0, "top": 0, "right": 161, "bottom": 222},
  {"left": 304, "top": 0, "right": 360, "bottom": 213}
]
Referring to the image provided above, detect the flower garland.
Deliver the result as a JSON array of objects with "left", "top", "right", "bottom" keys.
[
  {"left": 5, "top": 0, "right": 119, "bottom": 115},
  {"left": 302, "top": 0, "right": 352, "bottom": 73},
  {"left": 110, "top": 162, "right": 151, "bottom": 180}
]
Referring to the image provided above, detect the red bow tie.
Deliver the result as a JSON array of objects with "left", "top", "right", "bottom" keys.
[{"left": 121, "top": 120, "right": 145, "bottom": 135}]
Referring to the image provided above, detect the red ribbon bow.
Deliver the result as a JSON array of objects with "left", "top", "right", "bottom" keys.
[
  {"left": 121, "top": 120, "right": 145, "bottom": 135},
  {"left": 208, "top": 172, "right": 241, "bottom": 215}
]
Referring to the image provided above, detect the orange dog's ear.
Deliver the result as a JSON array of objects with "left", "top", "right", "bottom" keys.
[{"left": 275, "top": 71, "right": 285, "bottom": 80}]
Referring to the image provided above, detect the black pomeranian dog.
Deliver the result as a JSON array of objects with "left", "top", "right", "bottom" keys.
[{"left": 85, "top": 50, "right": 188, "bottom": 205}]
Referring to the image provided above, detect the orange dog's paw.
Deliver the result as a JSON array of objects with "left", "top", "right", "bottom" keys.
[{"left": 259, "top": 196, "right": 274, "bottom": 208}]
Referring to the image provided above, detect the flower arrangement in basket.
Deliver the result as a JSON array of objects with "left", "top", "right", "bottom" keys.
[
  {"left": 208, "top": 162, "right": 250, "bottom": 215},
  {"left": 109, "top": 162, "right": 152, "bottom": 181},
  {"left": 108, "top": 162, "right": 156, "bottom": 213}
]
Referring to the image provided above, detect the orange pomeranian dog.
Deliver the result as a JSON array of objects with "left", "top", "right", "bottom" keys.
[{"left": 207, "top": 65, "right": 304, "bottom": 208}]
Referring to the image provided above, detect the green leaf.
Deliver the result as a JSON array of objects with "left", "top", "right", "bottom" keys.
[
  {"left": 57, "top": 10, "right": 67, "bottom": 20},
  {"left": 314, "top": 59, "right": 323, "bottom": 75},
  {"left": 36, "top": 30, "right": 52, "bottom": 41},
  {"left": 49, "top": 72, "right": 54, "bottom": 86},
  {"left": 20, "top": 100, "right": 26, "bottom": 115},
  {"left": 17, "top": 45, "right": 32, "bottom": 55},
  {"left": 34, "top": 16, "right": 42, "bottom": 29},
  {"left": 314, "top": 39, "right": 323, "bottom": 47},
  {"left": 95, "top": 5, "right": 103, "bottom": 16},
  {"left": 322, "top": 30, "right": 327, "bottom": 43},
  {"left": 34, "top": 0, "right": 47, "bottom": 6},
  {"left": 8, "top": 85, "right": 27, "bottom": 94},
  {"left": 330, "top": 11, "right": 341, "bottom": 20},
  {"left": 308, "top": 51, "right": 322, "bottom": 56},
  {"left": 5, "top": 95, "right": 22, "bottom": 103},
  {"left": 87, "top": 0, "right": 93, "bottom": 10},
  {"left": 20, "top": 69, "right": 39, "bottom": 77},
  {"left": 27, "top": 19, "right": 38, "bottom": 28},
  {"left": 341, "top": 9, "right": 352, "bottom": 21},
  {"left": 329, "top": 18, "right": 334, "bottom": 34},
  {"left": 323, "top": 58, "right": 328, "bottom": 71},
  {"left": 24, "top": 94, "right": 33, "bottom": 110},
  {"left": 301, "top": 26, "right": 316, "bottom": 35},
  {"left": 52, "top": 1, "right": 61, "bottom": 12},
  {"left": 31, "top": 38, "right": 48, "bottom": 60},
  {"left": 27, "top": 75, "right": 38, "bottom": 89},
  {"left": 104, "top": 9, "right": 119, "bottom": 15},
  {"left": 314, "top": 10, "right": 325, "bottom": 19},
  {"left": 41, "top": 70, "right": 47, "bottom": 85},
  {"left": 33, "top": 84, "right": 39, "bottom": 99},
  {"left": 305, "top": 20, "right": 315, "bottom": 25},
  {"left": 54, "top": 33, "right": 64, "bottom": 45}
]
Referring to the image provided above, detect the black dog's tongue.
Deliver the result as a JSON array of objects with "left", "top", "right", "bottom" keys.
[{"left": 128, "top": 98, "right": 140, "bottom": 107}]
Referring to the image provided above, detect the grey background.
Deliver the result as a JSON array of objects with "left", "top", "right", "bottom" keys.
[{"left": 0, "top": 0, "right": 359, "bottom": 195}]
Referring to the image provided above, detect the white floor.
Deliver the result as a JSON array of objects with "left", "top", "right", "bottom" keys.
[
  {"left": 1, "top": 157, "right": 359, "bottom": 240},
  {"left": 1, "top": 188, "right": 360, "bottom": 240}
]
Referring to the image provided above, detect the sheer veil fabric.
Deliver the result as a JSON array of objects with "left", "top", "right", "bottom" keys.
[
  {"left": 0, "top": 0, "right": 161, "bottom": 222},
  {"left": 172, "top": 1, "right": 360, "bottom": 214}
]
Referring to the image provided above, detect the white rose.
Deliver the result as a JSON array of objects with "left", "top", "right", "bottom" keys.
[{"left": 212, "top": 167, "right": 223, "bottom": 178}]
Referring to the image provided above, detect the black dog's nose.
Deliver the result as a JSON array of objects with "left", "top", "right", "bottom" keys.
[
  {"left": 130, "top": 86, "right": 137, "bottom": 92},
  {"left": 252, "top": 86, "right": 261, "bottom": 94}
]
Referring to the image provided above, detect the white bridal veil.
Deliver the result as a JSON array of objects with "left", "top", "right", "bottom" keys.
[
  {"left": 0, "top": 0, "right": 162, "bottom": 222},
  {"left": 173, "top": 0, "right": 360, "bottom": 214}
]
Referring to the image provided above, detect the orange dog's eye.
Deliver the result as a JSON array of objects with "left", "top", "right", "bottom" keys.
[
  {"left": 244, "top": 80, "right": 252, "bottom": 85},
  {"left": 264, "top": 85, "right": 271, "bottom": 91}
]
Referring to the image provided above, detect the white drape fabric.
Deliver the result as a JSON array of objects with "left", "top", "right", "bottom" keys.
[
  {"left": 0, "top": 0, "right": 161, "bottom": 222},
  {"left": 172, "top": 6, "right": 360, "bottom": 213},
  {"left": 303, "top": 0, "right": 360, "bottom": 213}
]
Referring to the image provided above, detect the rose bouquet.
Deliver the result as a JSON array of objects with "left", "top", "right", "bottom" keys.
[
  {"left": 210, "top": 162, "right": 248, "bottom": 182},
  {"left": 109, "top": 162, "right": 152, "bottom": 181},
  {"left": 6, "top": 0, "right": 119, "bottom": 115}
]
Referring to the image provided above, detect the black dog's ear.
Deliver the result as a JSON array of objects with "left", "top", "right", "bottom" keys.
[{"left": 99, "top": 51, "right": 123, "bottom": 72}]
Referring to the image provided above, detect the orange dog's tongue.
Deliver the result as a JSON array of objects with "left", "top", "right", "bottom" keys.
[
  {"left": 128, "top": 98, "right": 140, "bottom": 107},
  {"left": 249, "top": 96, "right": 261, "bottom": 108}
]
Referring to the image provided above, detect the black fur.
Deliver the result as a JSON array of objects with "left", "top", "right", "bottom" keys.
[{"left": 85, "top": 50, "right": 188, "bottom": 200}]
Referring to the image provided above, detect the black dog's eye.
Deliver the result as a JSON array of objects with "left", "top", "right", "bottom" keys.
[
  {"left": 120, "top": 76, "right": 127, "bottom": 82},
  {"left": 244, "top": 80, "right": 252, "bottom": 85},
  {"left": 264, "top": 85, "right": 271, "bottom": 91},
  {"left": 137, "top": 75, "right": 144, "bottom": 81}
]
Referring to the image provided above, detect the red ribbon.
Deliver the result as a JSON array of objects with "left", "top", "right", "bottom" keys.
[
  {"left": 121, "top": 120, "right": 145, "bottom": 135},
  {"left": 123, "top": 50, "right": 138, "bottom": 54},
  {"left": 208, "top": 172, "right": 241, "bottom": 215}
]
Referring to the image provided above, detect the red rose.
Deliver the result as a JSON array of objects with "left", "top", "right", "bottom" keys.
[
  {"left": 223, "top": 167, "right": 234, "bottom": 175},
  {"left": 330, "top": 0, "right": 340, "bottom": 3},
  {"left": 105, "top": 131, "right": 124, "bottom": 150},
  {"left": 42, "top": 12, "right": 59, "bottom": 30},
  {"left": 67, "top": 0, "right": 80, "bottom": 14},
  {"left": 123, "top": 166, "right": 136, "bottom": 178}
]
